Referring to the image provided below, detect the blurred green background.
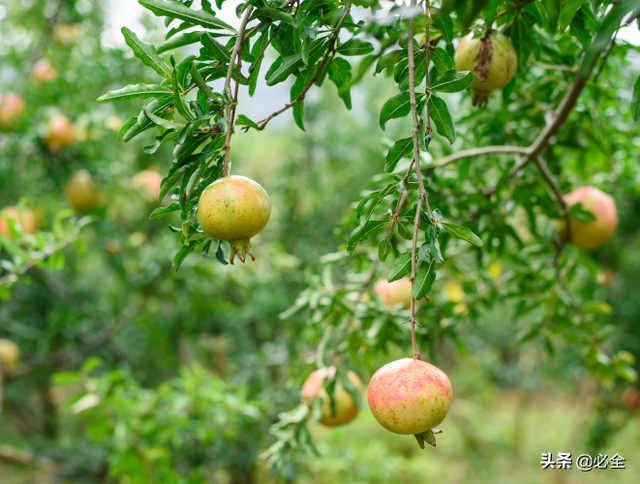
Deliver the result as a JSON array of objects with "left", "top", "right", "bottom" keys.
[{"left": 1, "top": 1, "right": 640, "bottom": 483}]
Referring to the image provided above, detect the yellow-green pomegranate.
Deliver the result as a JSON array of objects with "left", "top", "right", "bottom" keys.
[
  {"left": 197, "top": 175, "right": 271, "bottom": 264},
  {"left": 301, "top": 367, "right": 363, "bottom": 427},
  {"left": 454, "top": 30, "right": 517, "bottom": 107}
]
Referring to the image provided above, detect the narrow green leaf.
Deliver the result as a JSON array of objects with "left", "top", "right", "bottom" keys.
[
  {"left": 150, "top": 202, "right": 180, "bottom": 219},
  {"left": 428, "top": 96, "right": 455, "bottom": 144},
  {"left": 337, "top": 39, "right": 374, "bottom": 56},
  {"left": 632, "top": 75, "right": 640, "bottom": 122},
  {"left": 385, "top": 137, "right": 413, "bottom": 173},
  {"left": 122, "top": 98, "right": 174, "bottom": 142},
  {"left": 431, "top": 70, "right": 474, "bottom": 93},
  {"left": 541, "top": 0, "right": 560, "bottom": 33},
  {"left": 347, "top": 220, "right": 387, "bottom": 254},
  {"left": 143, "top": 106, "right": 184, "bottom": 130},
  {"left": 139, "top": 0, "right": 236, "bottom": 32},
  {"left": 157, "top": 31, "right": 204, "bottom": 54},
  {"left": 236, "top": 114, "right": 260, "bottom": 130},
  {"left": 191, "top": 64, "right": 216, "bottom": 99},
  {"left": 441, "top": 222, "right": 483, "bottom": 247},
  {"left": 328, "top": 57, "right": 352, "bottom": 110},
  {"left": 558, "top": 0, "right": 587, "bottom": 32},
  {"left": 173, "top": 237, "right": 207, "bottom": 271},
  {"left": 254, "top": 7, "right": 296, "bottom": 26},
  {"left": 98, "top": 83, "right": 173, "bottom": 103},
  {"left": 388, "top": 251, "right": 412, "bottom": 283},
  {"left": 433, "top": 12, "right": 453, "bottom": 43},
  {"left": 380, "top": 91, "right": 425, "bottom": 130},
  {"left": 430, "top": 47, "right": 453, "bottom": 74},
  {"left": 201, "top": 33, "right": 231, "bottom": 63},
  {"left": 412, "top": 258, "right": 436, "bottom": 299},
  {"left": 122, "top": 27, "right": 172, "bottom": 80}
]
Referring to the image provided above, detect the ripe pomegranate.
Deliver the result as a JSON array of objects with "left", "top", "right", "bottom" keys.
[
  {"left": 301, "top": 366, "right": 363, "bottom": 427},
  {"left": 31, "top": 58, "right": 58, "bottom": 83},
  {"left": 0, "top": 206, "right": 37, "bottom": 238},
  {"left": 197, "top": 175, "right": 271, "bottom": 264},
  {"left": 454, "top": 30, "right": 517, "bottom": 107},
  {"left": 373, "top": 278, "right": 413, "bottom": 309},
  {"left": 0, "top": 339, "right": 20, "bottom": 374},
  {"left": 46, "top": 114, "right": 76, "bottom": 153},
  {"left": 52, "top": 24, "right": 83, "bottom": 47},
  {"left": 557, "top": 186, "right": 617, "bottom": 250},
  {"left": 0, "top": 92, "right": 24, "bottom": 126},
  {"left": 65, "top": 170, "right": 103, "bottom": 212},
  {"left": 368, "top": 358, "right": 452, "bottom": 447},
  {"left": 131, "top": 170, "right": 162, "bottom": 204},
  {"left": 622, "top": 388, "right": 640, "bottom": 413}
]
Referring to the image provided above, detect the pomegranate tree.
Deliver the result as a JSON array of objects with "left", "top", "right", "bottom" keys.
[
  {"left": 454, "top": 30, "right": 517, "bottom": 107},
  {"left": 0, "top": 206, "right": 37, "bottom": 238},
  {"left": 0, "top": 339, "right": 20, "bottom": 374},
  {"left": 197, "top": 175, "right": 271, "bottom": 264},
  {"left": 301, "top": 367, "right": 363, "bottom": 427},
  {"left": 559, "top": 186, "right": 617, "bottom": 250},
  {"left": 368, "top": 358, "right": 452, "bottom": 448},
  {"left": 373, "top": 278, "right": 413, "bottom": 309}
]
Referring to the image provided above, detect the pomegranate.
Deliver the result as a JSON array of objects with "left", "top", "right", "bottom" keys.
[
  {"left": 622, "top": 387, "right": 640, "bottom": 413},
  {"left": 0, "top": 206, "right": 37, "bottom": 238},
  {"left": 454, "top": 30, "right": 517, "bottom": 107},
  {"left": 0, "top": 92, "right": 24, "bottom": 126},
  {"left": 373, "top": 278, "right": 413, "bottom": 309},
  {"left": 557, "top": 186, "right": 617, "bottom": 250},
  {"left": 131, "top": 170, "right": 162, "bottom": 204},
  {"left": 301, "top": 366, "right": 363, "bottom": 427},
  {"left": 368, "top": 358, "right": 452, "bottom": 447},
  {"left": 52, "top": 24, "right": 83, "bottom": 47},
  {"left": 46, "top": 114, "right": 76, "bottom": 153},
  {"left": 197, "top": 175, "right": 271, "bottom": 264},
  {"left": 0, "top": 339, "right": 20, "bottom": 373},
  {"left": 31, "top": 58, "right": 58, "bottom": 83},
  {"left": 65, "top": 170, "right": 102, "bottom": 212}
]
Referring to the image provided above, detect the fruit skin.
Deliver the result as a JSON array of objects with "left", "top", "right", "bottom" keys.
[
  {"left": 31, "top": 58, "right": 58, "bottom": 82},
  {"left": 46, "top": 114, "right": 76, "bottom": 153},
  {"left": 131, "top": 170, "right": 162, "bottom": 204},
  {"left": 368, "top": 358, "right": 452, "bottom": 436},
  {"left": 454, "top": 31, "right": 517, "bottom": 107},
  {"left": 197, "top": 175, "right": 271, "bottom": 264},
  {"left": 0, "top": 339, "right": 20, "bottom": 373},
  {"left": 65, "top": 170, "right": 102, "bottom": 212},
  {"left": 373, "top": 279, "right": 412, "bottom": 309},
  {"left": 558, "top": 186, "right": 617, "bottom": 250},
  {"left": 0, "top": 206, "right": 37, "bottom": 238},
  {"left": 301, "top": 367, "right": 363, "bottom": 427},
  {"left": 0, "top": 92, "right": 24, "bottom": 126}
]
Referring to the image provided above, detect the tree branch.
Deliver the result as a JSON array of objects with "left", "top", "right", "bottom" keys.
[{"left": 431, "top": 145, "right": 529, "bottom": 169}]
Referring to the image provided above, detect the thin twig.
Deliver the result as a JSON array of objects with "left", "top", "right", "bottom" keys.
[
  {"left": 431, "top": 146, "right": 529, "bottom": 169},
  {"left": 495, "top": 0, "right": 537, "bottom": 20},
  {"left": 593, "top": 29, "right": 618, "bottom": 83}
]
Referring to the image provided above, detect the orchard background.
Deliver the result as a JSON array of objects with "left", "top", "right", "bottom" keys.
[{"left": 2, "top": 0, "right": 640, "bottom": 483}]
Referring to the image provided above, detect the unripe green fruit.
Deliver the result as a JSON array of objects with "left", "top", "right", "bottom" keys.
[
  {"left": 368, "top": 358, "right": 452, "bottom": 437},
  {"left": 65, "top": 170, "right": 103, "bottom": 212},
  {"left": 301, "top": 367, "right": 363, "bottom": 427},
  {"left": 454, "top": 31, "right": 517, "bottom": 107},
  {"left": 0, "top": 339, "right": 20, "bottom": 373},
  {"left": 557, "top": 186, "right": 617, "bottom": 250},
  {"left": 197, "top": 176, "right": 271, "bottom": 264}
]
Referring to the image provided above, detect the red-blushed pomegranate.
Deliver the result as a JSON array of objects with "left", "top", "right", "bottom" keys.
[
  {"left": 46, "top": 114, "right": 76, "bottom": 153},
  {"left": 0, "top": 339, "right": 20, "bottom": 373},
  {"left": 31, "top": 58, "right": 58, "bottom": 82},
  {"left": 197, "top": 175, "right": 271, "bottom": 264},
  {"left": 373, "top": 278, "right": 413, "bottom": 309},
  {"left": 131, "top": 170, "right": 162, "bottom": 204},
  {"left": 557, "top": 186, "right": 617, "bottom": 250},
  {"left": 454, "top": 31, "right": 517, "bottom": 107},
  {"left": 65, "top": 170, "right": 103, "bottom": 212},
  {"left": 0, "top": 206, "right": 37, "bottom": 238},
  {"left": 301, "top": 366, "right": 363, "bottom": 427},
  {"left": 0, "top": 92, "right": 24, "bottom": 126},
  {"left": 622, "top": 387, "right": 640, "bottom": 413},
  {"left": 368, "top": 358, "right": 452, "bottom": 448}
]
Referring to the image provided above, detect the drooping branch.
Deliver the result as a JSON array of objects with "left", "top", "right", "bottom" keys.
[{"left": 431, "top": 145, "right": 529, "bottom": 169}]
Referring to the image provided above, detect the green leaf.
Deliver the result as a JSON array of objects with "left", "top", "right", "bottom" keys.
[
  {"left": 173, "top": 237, "right": 207, "bottom": 271},
  {"left": 428, "top": 96, "right": 455, "bottom": 144},
  {"left": 254, "top": 7, "right": 296, "bottom": 26},
  {"left": 558, "top": 0, "right": 587, "bottom": 32},
  {"left": 191, "top": 64, "right": 216, "bottom": 99},
  {"left": 510, "top": 15, "right": 532, "bottom": 70},
  {"left": 385, "top": 137, "right": 413, "bottom": 173},
  {"left": 157, "top": 31, "right": 204, "bottom": 54},
  {"left": 150, "top": 202, "right": 180, "bottom": 219},
  {"left": 387, "top": 251, "right": 412, "bottom": 283},
  {"left": 541, "top": 0, "right": 560, "bottom": 33},
  {"left": 380, "top": 91, "right": 425, "bottom": 131},
  {"left": 430, "top": 47, "right": 453, "bottom": 74},
  {"left": 236, "top": 114, "right": 260, "bottom": 130},
  {"left": 97, "top": 83, "right": 173, "bottom": 103},
  {"left": 290, "top": 76, "right": 306, "bottom": 131},
  {"left": 139, "top": 0, "right": 236, "bottom": 32},
  {"left": 347, "top": 220, "right": 387, "bottom": 254},
  {"left": 431, "top": 70, "right": 474, "bottom": 93},
  {"left": 143, "top": 106, "right": 184, "bottom": 130},
  {"left": 122, "top": 98, "right": 174, "bottom": 142},
  {"left": 201, "top": 33, "right": 231, "bottom": 63},
  {"left": 121, "top": 27, "right": 172, "bottom": 80},
  {"left": 433, "top": 12, "right": 453, "bottom": 43},
  {"left": 328, "top": 58, "right": 352, "bottom": 110},
  {"left": 568, "top": 202, "right": 596, "bottom": 222},
  {"left": 440, "top": 222, "right": 483, "bottom": 247},
  {"left": 337, "top": 39, "right": 374, "bottom": 56},
  {"left": 412, "top": 258, "right": 436, "bottom": 299},
  {"left": 632, "top": 75, "right": 640, "bottom": 122}
]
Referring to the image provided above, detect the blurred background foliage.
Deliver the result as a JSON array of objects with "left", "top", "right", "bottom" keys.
[{"left": 0, "top": 0, "right": 640, "bottom": 483}]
